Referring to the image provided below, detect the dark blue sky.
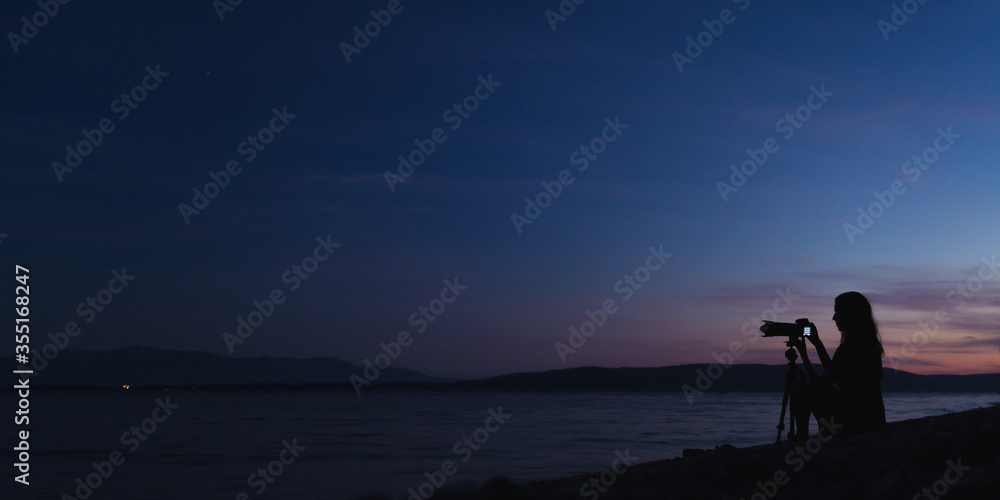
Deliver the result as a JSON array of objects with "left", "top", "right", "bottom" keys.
[{"left": 3, "top": 0, "right": 999, "bottom": 378}]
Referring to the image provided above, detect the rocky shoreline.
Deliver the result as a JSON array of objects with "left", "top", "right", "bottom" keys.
[{"left": 372, "top": 404, "right": 1000, "bottom": 500}]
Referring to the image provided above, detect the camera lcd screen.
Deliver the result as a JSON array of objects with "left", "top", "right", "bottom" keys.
[{"left": 803, "top": 326, "right": 812, "bottom": 336}]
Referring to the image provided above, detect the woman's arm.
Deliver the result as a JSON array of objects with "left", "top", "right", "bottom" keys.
[
  {"left": 808, "top": 326, "right": 833, "bottom": 373},
  {"left": 793, "top": 338, "right": 822, "bottom": 384}
]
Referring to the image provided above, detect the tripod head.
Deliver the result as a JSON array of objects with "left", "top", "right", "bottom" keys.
[{"left": 784, "top": 345, "right": 798, "bottom": 363}]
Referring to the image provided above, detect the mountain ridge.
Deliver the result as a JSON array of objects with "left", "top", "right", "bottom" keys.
[
  {"left": 15, "top": 346, "right": 1000, "bottom": 392},
  {"left": 21, "top": 345, "right": 450, "bottom": 386}
]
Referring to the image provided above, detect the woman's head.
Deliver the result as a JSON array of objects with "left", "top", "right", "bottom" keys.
[{"left": 833, "top": 291, "right": 884, "bottom": 356}]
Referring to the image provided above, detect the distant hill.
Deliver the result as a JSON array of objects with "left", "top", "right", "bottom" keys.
[
  {"left": 15, "top": 347, "right": 1000, "bottom": 392},
  {"left": 450, "top": 364, "right": 1000, "bottom": 393},
  {"left": 21, "top": 346, "right": 449, "bottom": 386}
]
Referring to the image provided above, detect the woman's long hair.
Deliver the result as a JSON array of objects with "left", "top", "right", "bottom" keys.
[{"left": 835, "top": 291, "right": 885, "bottom": 357}]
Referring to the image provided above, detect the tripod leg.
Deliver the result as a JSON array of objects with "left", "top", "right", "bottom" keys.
[
  {"left": 776, "top": 346, "right": 803, "bottom": 443},
  {"left": 787, "top": 372, "right": 797, "bottom": 440},
  {"left": 776, "top": 367, "right": 793, "bottom": 443}
]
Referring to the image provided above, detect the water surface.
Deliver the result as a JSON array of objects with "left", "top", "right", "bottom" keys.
[{"left": 10, "top": 390, "right": 997, "bottom": 499}]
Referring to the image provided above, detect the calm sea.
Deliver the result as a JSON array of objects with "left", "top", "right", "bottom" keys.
[{"left": 6, "top": 390, "right": 998, "bottom": 499}]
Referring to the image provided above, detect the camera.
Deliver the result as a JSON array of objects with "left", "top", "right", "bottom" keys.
[{"left": 760, "top": 318, "right": 813, "bottom": 338}]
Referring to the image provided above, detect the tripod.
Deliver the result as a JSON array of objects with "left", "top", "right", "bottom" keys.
[{"left": 775, "top": 342, "right": 805, "bottom": 443}]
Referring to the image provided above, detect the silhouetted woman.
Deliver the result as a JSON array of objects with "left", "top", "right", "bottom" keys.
[{"left": 791, "top": 291, "right": 886, "bottom": 438}]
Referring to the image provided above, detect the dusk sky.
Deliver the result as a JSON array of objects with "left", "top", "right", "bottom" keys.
[{"left": 3, "top": 0, "right": 999, "bottom": 379}]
